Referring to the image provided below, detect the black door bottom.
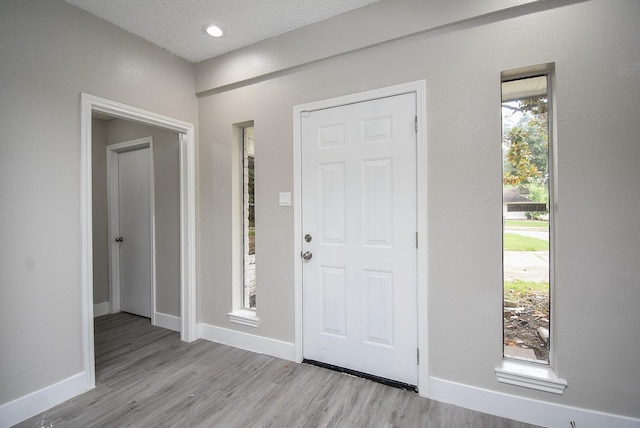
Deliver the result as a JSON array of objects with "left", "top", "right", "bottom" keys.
[{"left": 303, "top": 359, "right": 418, "bottom": 393}]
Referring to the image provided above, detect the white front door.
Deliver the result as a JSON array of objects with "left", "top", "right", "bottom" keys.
[
  {"left": 301, "top": 93, "right": 418, "bottom": 386},
  {"left": 117, "top": 147, "right": 152, "bottom": 318}
]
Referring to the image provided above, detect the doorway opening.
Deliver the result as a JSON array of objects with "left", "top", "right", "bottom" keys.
[{"left": 80, "top": 93, "right": 196, "bottom": 391}]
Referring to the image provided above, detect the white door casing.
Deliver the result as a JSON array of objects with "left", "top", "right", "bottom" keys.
[
  {"left": 81, "top": 93, "right": 197, "bottom": 392},
  {"left": 301, "top": 92, "right": 418, "bottom": 386},
  {"left": 294, "top": 81, "right": 428, "bottom": 395},
  {"left": 108, "top": 139, "right": 154, "bottom": 319}
]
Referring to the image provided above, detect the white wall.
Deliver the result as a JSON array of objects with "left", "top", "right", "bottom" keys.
[
  {"left": 195, "top": 0, "right": 639, "bottom": 422},
  {"left": 0, "top": 0, "right": 196, "bottom": 409}
]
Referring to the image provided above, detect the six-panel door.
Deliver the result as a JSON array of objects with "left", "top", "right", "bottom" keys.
[{"left": 301, "top": 93, "right": 418, "bottom": 385}]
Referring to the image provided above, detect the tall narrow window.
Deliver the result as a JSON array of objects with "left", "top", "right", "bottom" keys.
[
  {"left": 243, "top": 126, "right": 256, "bottom": 309},
  {"left": 502, "top": 74, "right": 551, "bottom": 364}
]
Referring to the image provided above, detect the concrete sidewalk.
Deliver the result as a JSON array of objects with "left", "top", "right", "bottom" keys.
[
  {"left": 504, "top": 227, "right": 549, "bottom": 241},
  {"left": 504, "top": 251, "right": 549, "bottom": 282}
]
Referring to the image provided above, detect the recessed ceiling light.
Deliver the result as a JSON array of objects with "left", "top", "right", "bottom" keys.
[{"left": 204, "top": 24, "right": 224, "bottom": 37}]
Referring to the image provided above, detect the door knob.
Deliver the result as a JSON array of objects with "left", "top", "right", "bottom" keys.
[
  {"left": 115, "top": 237, "right": 124, "bottom": 242},
  {"left": 301, "top": 251, "right": 313, "bottom": 260}
]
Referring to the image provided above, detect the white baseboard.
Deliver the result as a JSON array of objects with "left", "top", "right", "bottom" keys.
[
  {"left": 428, "top": 376, "right": 639, "bottom": 428},
  {"left": 93, "top": 302, "right": 110, "bottom": 317},
  {"left": 154, "top": 312, "right": 181, "bottom": 332},
  {"left": 197, "top": 322, "right": 296, "bottom": 362},
  {"left": 0, "top": 372, "right": 88, "bottom": 428}
]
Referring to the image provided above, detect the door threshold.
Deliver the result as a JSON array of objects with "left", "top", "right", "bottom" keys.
[
  {"left": 120, "top": 311, "right": 151, "bottom": 321},
  {"left": 303, "top": 359, "right": 418, "bottom": 393}
]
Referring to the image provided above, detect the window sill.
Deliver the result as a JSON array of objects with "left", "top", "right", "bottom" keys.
[
  {"left": 495, "top": 359, "right": 567, "bottom": 394},
  {"left": 228, "top": 309, "right": 259, "bottom": 328}
]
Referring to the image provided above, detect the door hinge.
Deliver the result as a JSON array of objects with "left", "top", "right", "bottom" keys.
[
  {"left": 417, "top": 348, "right": 420, "bottom": 365},
  {"left": 415, "top": 116, "right": 418, "bottom": 133}
]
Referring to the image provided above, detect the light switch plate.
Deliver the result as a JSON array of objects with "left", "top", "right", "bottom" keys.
[{"left": 279, "top": 192, "right": 291, "bottom": 206}]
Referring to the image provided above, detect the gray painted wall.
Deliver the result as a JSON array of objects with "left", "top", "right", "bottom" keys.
[
  {"left": 195, "top": 0, "right": 639, "bottom": 419},
  {"left": 194, "top": 0, "right": 549, "bottom": 93},
  {"left": 1, "top": 0, "right": 639, "bottom": 423},
  {"left": 91, "top": 118, "right": 181, "bottom": 317},
  {"left": 92, "top": 119, "right": 110, "bottom": 305},
  {"left": 105, "top": 119, "right": 181, "bottom": 317},
  {"left": 0, "top": 0, "right": 197, "bottom": 405}
]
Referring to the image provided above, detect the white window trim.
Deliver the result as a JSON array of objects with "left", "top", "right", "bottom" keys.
[
  {"left": 495, "top": 360, "right": 567, "bottom": 394},
  {"left": 498, "top": 64, "right": 565, "bottom": 394},
  {"left": 229, "top": 122, "right": 259, "bottom": 326},
  {"left": 228, "top": 309, "right": 260, "bottom": 328}
]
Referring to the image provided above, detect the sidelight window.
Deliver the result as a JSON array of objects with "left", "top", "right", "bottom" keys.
[
  {"left": 228, "top": 123, "right": 259, "bottom": 327},
  {"left": 242, "top": 126, "right": 256, "bottom": 309},
  {"left": 502, "top": 72, "right": 552, "bottom": 364}
]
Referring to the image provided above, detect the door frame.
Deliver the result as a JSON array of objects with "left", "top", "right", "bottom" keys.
[
  {"left": 80, "top": 93, "right": 197, "bottom": 392},
  {"left": 292, "top": 80, "right": 428, "bottom": 396},
  {"left": 107, "top": 138, "right": 155, "bottom": 321}
]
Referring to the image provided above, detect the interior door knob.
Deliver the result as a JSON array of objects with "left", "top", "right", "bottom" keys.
[
  {"left": 301, "top": 251, "right": 313, "bottom": 260},
  {"left": 115, "top": 237, "right": 124, "bottom": 242}
]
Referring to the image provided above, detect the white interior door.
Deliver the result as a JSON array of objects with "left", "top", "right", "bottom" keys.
[
  {"left": 301, "top": 93, "right": 418, "bottom": 386},
  {"left": 117, "top": 147, "right": 152, "bottom": 318}
]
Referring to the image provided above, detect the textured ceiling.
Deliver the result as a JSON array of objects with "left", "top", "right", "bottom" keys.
[{"left": 64, "top": 0, "right": 381, "bottom": 63}]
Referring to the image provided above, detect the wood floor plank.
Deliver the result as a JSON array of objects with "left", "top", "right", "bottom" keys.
[{"left": 14, "top": 313, "right": 541, "bottom": 428}]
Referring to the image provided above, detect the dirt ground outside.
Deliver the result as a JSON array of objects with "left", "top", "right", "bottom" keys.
[{"left": 504, "top": 290, "right": 549, "bottom": 362}]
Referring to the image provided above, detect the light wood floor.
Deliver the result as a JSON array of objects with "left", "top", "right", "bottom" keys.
[{"left": 16, "top": 312, "right": 540, "bottom": 427}]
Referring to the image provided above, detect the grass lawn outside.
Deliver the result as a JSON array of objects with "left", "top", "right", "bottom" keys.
[
  {"left": 504, "top": 279, "right": 549, "bottom": 295},
  {"left": 503, "top": 233, "right": 548, "bottom": 251}
]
